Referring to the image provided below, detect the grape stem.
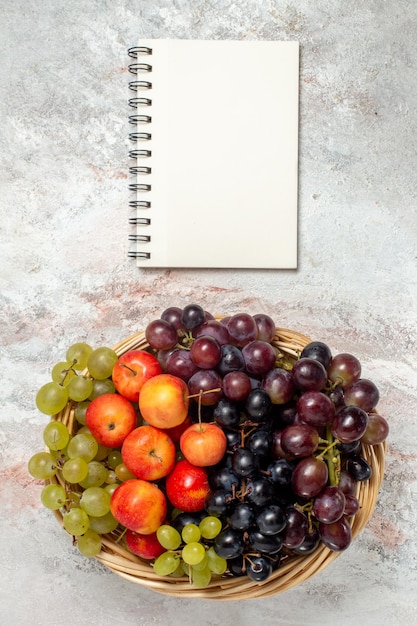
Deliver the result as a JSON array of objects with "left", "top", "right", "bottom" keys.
[{"left": 317, "top": 425, "right": 341, "bottom": 487}]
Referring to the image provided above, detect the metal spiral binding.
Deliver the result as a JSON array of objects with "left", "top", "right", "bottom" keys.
[{"left": 128, "top": 46, "right": 153, "bottom": 260}]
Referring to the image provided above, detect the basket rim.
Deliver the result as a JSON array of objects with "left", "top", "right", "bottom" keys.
[{"left": 48, "top": 326, "right": 387, "bottom": 600}]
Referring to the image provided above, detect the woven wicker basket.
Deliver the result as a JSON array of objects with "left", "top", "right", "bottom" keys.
[{"left": 49, "top": 327, "right": 386, "bottom": 600}]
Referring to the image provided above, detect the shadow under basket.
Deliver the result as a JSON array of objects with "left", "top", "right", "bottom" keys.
[{"left": 50, "top": 327, "right": 387, "bottom": 600}]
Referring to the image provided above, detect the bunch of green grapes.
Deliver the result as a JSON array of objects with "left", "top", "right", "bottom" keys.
[
  {"left": 35, "top": 342, "right": 118, "bottom": 414},
  {"left": 28, "top": 395, "right": 127, "bottom": 558},
  {"left": 153, "top": 518, "right": 227, "bottom": 588}
]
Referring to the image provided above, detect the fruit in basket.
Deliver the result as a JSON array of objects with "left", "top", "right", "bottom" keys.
[
  {"left": 121, "top": 425, "right": 176, "bottom": 480},
  {"left": 28, "top": 304, "right": 389, "bottom": 593},
  {"left": 112, "top": 349, "right": 162, "bottom": 402},
  {"left": 138, "top": 373, "right": 189, "bottom": 429},
  {"left": 85, "top": 393, "right": 137, "bottom": 447},
  {"left": 110, "top": 478, "right": 167, "bottom": 534},
  {"left": 179, "top": 422, "right": 227, "bottom": 467},
  {"left": 165, "top": 459, "right": 211, "bottom": 512}
]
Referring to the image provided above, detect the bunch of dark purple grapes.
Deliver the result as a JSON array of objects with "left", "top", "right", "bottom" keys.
[{"left": 145, "top": 304, "right": 389, "bottom": 582}]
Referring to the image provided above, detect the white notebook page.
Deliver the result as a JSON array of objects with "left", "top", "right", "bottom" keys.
[{"left": 130, "top": 39, "right": 299, "bottom": 269}]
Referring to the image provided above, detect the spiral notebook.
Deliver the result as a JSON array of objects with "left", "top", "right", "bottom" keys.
[{"left": 128, "top": 39, "right": 299, "bottom": 269}]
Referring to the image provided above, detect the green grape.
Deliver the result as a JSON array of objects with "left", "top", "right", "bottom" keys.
[
  {"left": 40, "top": 483, "right": 67, "bottom": 510},
  {"left": 107, "top": 450, "right": 123, "bottom": 469},
  {"left": 43, "top": 421, "right": 70, "bottom": 451},
  {"left": 88, "top": 378, "right": 116, "bottom": 400},
  {"left": 103, "top": 483, "right": 119, "bottom": 497},
  {"left": 66, "top": 342, "right": 93, "bottom": 371},
  {"left": 87, "top": 347, "right": 118, "bottom": 380},
  {"left": 206, "top": 546, "right": 227, "bottom": 575},
  {"left": 191, "top": 553, "right": 208, "bottom": 571},
  {"left": 62, "top": 457, "right": 89, "bottom": 483},
  {"left": 181, "top": 541, "right": 206, "bottom": 565},
  {"left": 36, "top": 382, "right": 69, "bottom": 415},
  {"left": 191, "top": 564, "right": 212, "bottom": 588},
  {"left": 28, "top": 451, "right": 57, "bottom": 479},
  {"left": 51, "top": 362, "right": 76, "bottom": 386},
  {"left": 77, "top": 529, "right": 102, "bottom": 557},
  {"left": 153, "top": 551, "right": 181, "bottom": 576},
  {"left": 74, "top": 401, "right": 90, "bottom": 426},
  {"left": 182, "top": 523, "right": 201, "bottom": 544},
  {"left": 105, "top": 470, "right": 118, "bottom": 484},
  {"left": 94, "top": 442, "right": 111, "bottom": 462},
  {"left": 63, "top": 507, "right": 90, "bottom": 535},
  {"left": 88, "top": 510, "right": 119, "bottom": 534},
  {"left": 115, "top": 463, "right": 136, "bottom": 482},
  {"left": 66, "top": 433, "right": 98, "bottom": 462},
  {"left": 79, "top": 461, "right": 108, "bottom": 488},
  {"left": 199, "top": 516, "right": 222, "bottom": 540},
  {"left": 80, "top": 486, "right": 111, "bottom": 517},
  {"left": 170, "top": 561, "right": 186, "bottom": 578},
  {"left": 67, "top": 376, "right": 94, "bottom": 402},
  {"left": 156, "top": 525, "right": 182, "bottom": 550}
]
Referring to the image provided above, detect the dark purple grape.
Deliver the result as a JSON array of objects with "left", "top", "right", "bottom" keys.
[
  {"left": 245, "top": 388, "right": 272, "bottom": 420},
  {"left": 266, "top": 458, "right": 295, "bottom": 486},
  {"left": 226, "top": 502, "right": 256, "bottom": 530},
  {"left": 217, "top": 343, "right": 245, "bottom": 375},
  {"left": 222, "top": 371, "right": 252, "bottom": 402},
  {"left": 313, "top": 485, "right": 346, "bottom": 524},
  {"left": 332, "top": 405, "right": 368, "bottom": 443},
  {"left": 336, "top": 439, "right": 361, "bottom": 454},
  {"left": 145, "top": 319, "right": 178, "bottom": 350},
  {"left": 344, "top": 493, "right": 360, "bottom": 517},
  {"left": 300, "top": 341, "right": 332, "bottom": 369},
  {"left": 208, "top": 465, "right": 240, "bottom": 491},
  {"left": 156, "top": 347, "right": 177, "bottom": 369},
  {"left": 270, "top": 429, "right": 297, "bottom": 461},
  {"left": 246, "top": 555, "right": 273, "bottom": 582},
  {"left": 319, "top": 517, "right": 352, "bottom": 551},
  {"left": 224, "top": 429, "right": 242, "bottom": 451},
  {"left": 231, "top": 448, "right": 259, "bottom": 477},
  {"left": 291, "top": 358, "right": 327, "bottom": 392},
  {"left": 252, "top": 313, "right": 275, "bottom": 343},
  {"left": 205, "top": 490, "right": 231, "bottom": 516},
  {"left": 190, "top": 335, "right": 221, "bottom": 369},
  {"left": 261, "top": 368, "right": 295, "bottom": 404},
  {"left": 242, "top": 340, "right": 276, "bottom": 375},
  {"left": 291, "top": 456, "right": 329, "bottom": 499},
  {"left": 246, "top": 476, "right": 275, "bottom": 506},
  {"left": 327, "top": 353, "right": 361, "bottom": 388},
  {"left": 256, "top": 504, "right": 286, "bottom": 535},
  {"left": 187, "top": 369, "right": 223, "bottom": 405},
  {"left": 194, "top": 320, "right": 230, "bottom": 345},
  {"left": 172, "top": 511, "right": 206, "bottom": 534},
  {"left": 214, "top": 528, "right": 245, "bottom": 559},
  {"left": 165, "top": 348, "right": 198, "bottom": 381},
  {"left": 245, "top": 427, "right": 272, "bottom": 459},
  {"left": 273, "top": 402, "right": 297, "bottom": 427},
  {"left": 226, "top": 313, "right": 258, "bottom": 347},
  {"left": 338, "top": 470, "right": 356, "bottom": 495},
  {"left": 343, "top": 378, "right": 380, "bottom": 412},
  {"left": 247, "top": 529, "right": 282, "bottom": 554},
  {"left": 360, "top": 413, "right": 389, "bottom": 445},
  {"left": 293, "top": 525, "right": 320, "bottom": 555},
  {"left": 161, "top": 306, "right": 185, "bottom": 331},
  {"left": 346, "top": 454, "right": 372, "bottom": 481},
  {"left": 227, "top": 555, "right": 246, "bottom": 577},
  {"left": 280, "top": 423, "right": 320, "bottom": 458},
  {"left": 328, "top": 385, "right": 345, "bottom": 410},
  {"left": 181, "top": 303, "right": 205, "bottom": 330},
  {"left": 282, "top": 506, "right": 308, "bottom": 548},
  {"left": 296, "top": 391, "right": 335, "bottom": 428},
  {"left": 213, "top": 398, "right": 241, "bottom": 429}
]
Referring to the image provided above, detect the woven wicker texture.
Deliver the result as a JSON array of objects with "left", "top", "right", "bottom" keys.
[{"left": 49, "top": 328, "right": 386, "bottom": 600}]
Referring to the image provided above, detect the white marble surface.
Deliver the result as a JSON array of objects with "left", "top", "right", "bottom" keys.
[{"left": 1, "top": 1, "right": 416, "bottom": 624}]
